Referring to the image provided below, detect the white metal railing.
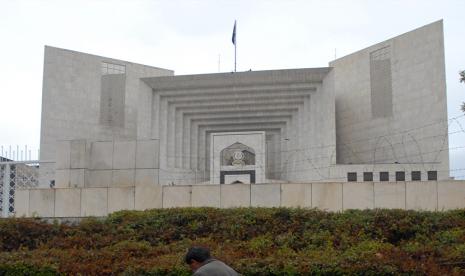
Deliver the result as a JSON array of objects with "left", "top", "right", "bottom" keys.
[{"left": 0, "top": 161, "right": 42, "bottom": 217}]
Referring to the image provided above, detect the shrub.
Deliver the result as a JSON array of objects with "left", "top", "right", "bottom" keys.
[
  {"left": 1, "top": 208, "right": 465, "bottom": 274},
  {"left": 0, "top": 263, "right": 58, "bottom": 275}
]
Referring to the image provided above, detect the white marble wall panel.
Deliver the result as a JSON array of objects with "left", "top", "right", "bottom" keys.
[
  {"left": 55, "top": 141, "right": 71, "bottom": 169},
  {"left": 55, "top": 189, "right": 81, "bottom": 217},
  {"left": 438, "top": 180, "right": 465, "bottom": 210},
  {"left": 54, "top": 139, "right": 161, "bottom": 189},
  {"left": 90, "top": 141, "right": 113, "bottom": 170},
  {"left": 136, "top": 140, "right": 159, "bottom": 168},
  {"left": 29, "top": 189, "right": 55, "bottom": 217},
  {"left": 135, "top": 186, "right": 162, "bottom": 210},
  {"left": 135, "top": 169, "right": 159, "bottom": 187},
  {"left": 343, "top": 182, "right": 374, "bottom": 210},
  {"left": 85, "top": 170, "right": 112, "bottom": 188},
  {"left": 55, "top": 169, "right": 70, "bottom": 188},
  {"left": 374, "top": 182, "right": 406, "bottom": 209},
  {"left": 280, "top": 183, "right": 311, "bottom": 208},
  {"left": 81, "top": 188, "right": 108, "bottom": 216},
  {"left": 220, "top": 184, "right": 250, "bottom": 208},
  {"left": 136, "top": 80, "right": 154, "bottom": 139},
  {"left": 192, "top": 185, "right": 220, "bottom": 207},
  {"left": 113, "top": 141, "right": 136, "bottom": 169},
  {"left": 251, "top": 184, "right": 280, "bottom": 207},
  {"left": 312, "top": 183, "right": 343, "bottom": 212},
  {"left": 406, "top": 181, "right": 437, "bottom": 211},
  {"left": 162, "top": 186, "right": 191, "bottom": 208},
  {"left": 108, "top": 187, "right": 135, "bottom": 213},
  {"left": 111, "top": 169, "right": 135, "bottom": 187},
  {"left": 14, "top": 189, "right": 29, "bottom": 217},
  {"left": 70, "top": 140, "right": 87, "bottom": 169},
  {"left": 70, "top": 169, "right": 85, "bottom": 188}
]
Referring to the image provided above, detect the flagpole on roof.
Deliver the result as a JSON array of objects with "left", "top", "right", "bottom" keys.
[{"left": 232, "top": 20, "right": 237, "bottom": 72}]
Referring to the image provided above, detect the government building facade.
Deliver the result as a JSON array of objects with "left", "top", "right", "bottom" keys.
[
  {"left": 40, "top": 20, "right": 449, "bottom": 186},
  {"left": 12, "top": 20, "right": 462, "bottom": 217}
]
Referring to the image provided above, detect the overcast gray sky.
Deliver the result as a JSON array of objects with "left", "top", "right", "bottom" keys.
[{"left": 0, "top": 0, "right": 464, "bottom": 178}]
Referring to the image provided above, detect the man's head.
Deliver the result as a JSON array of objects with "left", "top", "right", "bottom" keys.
[{"left": 185, "top": 246, "right": 211, "bottom": 271}]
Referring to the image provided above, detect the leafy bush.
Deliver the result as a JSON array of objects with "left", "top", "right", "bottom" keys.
[
  {"left": 0, "top": 263, "right": 58, "bottom": 275},
  {"left": 1, "top": 208, "right": 465, "bottom": 275}
]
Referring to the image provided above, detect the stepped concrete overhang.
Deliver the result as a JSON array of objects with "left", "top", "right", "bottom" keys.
[
  {"left": 141, "top": 68, "right": 336, "bottom": 184},
  {"left": 141, "top": 67, "right": 332, "bottom": 88}
]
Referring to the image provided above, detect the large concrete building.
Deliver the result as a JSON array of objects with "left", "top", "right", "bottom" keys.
[
  {"left": 13, "top": 20, "right": 464, "bottom": 218},
  {"left": 39, "top": 20, "right": 449, "bottom": 187}
]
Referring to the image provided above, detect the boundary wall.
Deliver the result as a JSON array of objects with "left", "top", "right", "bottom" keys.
[{"left": 13, "top": 180, "right": 465, "bottom": 218}]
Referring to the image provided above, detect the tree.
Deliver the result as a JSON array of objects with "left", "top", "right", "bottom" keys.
[{"left": 461, "top": 70, "right": 465, "bottom": 113}]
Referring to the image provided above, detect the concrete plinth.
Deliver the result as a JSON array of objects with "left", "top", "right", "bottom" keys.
[
  {"left": 29, "top": 189, "right": 55, "bottom": 217},
  {"left": 281, "top": 183, "right": 311, "bottom": 207},
  {"left": 343, "top": 182, "right": 374, "bottom": 210},
  {"left": 438, "top": 180, "right": 465, "bottom": 210},
  {"left": 81, "top": 188, "right": 108, "bottom": 217},
  {"left": 312, "top": 183, "right": 342, "bottom": 212},
  {"left": 192, "top": 185, "right": 220, "bottom": 207},
  {"left": 135, "top": 186, "right": 162, "bottom": 210},
  {"left": 55, "top": 189, "right": 81, "bottom": 217},
  {"left": 14, "top": 189, "right": 29, "bottom": 217},
  {"left": 220, "top": 184, "right": 250, "bottom": 208},
  {"left": 163, "top": 186, "right": 191, "bottom": 208},
  {"left": 374, "top": 182, "right": 406, "bottom": 209},
  {"left": 406, "top": 181, "right": 437, "bottom": 211},
  {"left": 251, "top": 184, "right": 280, "bottom": 207},
  {"left": 108, "top": 187, "right": 135, "bottom": 213}
]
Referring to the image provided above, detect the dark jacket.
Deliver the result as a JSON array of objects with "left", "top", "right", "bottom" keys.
[{"left": 193, "top": 259, "right": 238, "bottom": 276}]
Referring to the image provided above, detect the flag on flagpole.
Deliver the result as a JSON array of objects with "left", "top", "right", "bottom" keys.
[{"left": 232, "top": 20, "right": 237, "bottom": 45}]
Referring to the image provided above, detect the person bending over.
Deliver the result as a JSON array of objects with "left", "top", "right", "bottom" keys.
[{"left": 184, "top": 246, "right": 238, "bottom": 276}]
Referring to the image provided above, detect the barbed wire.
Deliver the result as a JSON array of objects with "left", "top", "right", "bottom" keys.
[
  {"left": 165, "top": 113, "right": 465, "bottom": 155},
  {"left": 1, "top": 114, "right": 463, "bottom": 184},
  {"left": 158, "top": 148, "right": 465, "bottom": 183},
  {"left": 160, "top": 130, "right": 462, "bottom": 166},
  {"left": 160, "top": 114, "right": 465, "bottom": 162},
  {"left": 155, "top": 115, "right": 465, "bottom": 183}
]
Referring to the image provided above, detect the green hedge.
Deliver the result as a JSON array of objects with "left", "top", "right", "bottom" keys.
[
  {"left": 1, "top": 208, "right": 465, "bottom": 275},
  {"left": 0, "top": 263, "right": 58, "bottom": 276}
]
